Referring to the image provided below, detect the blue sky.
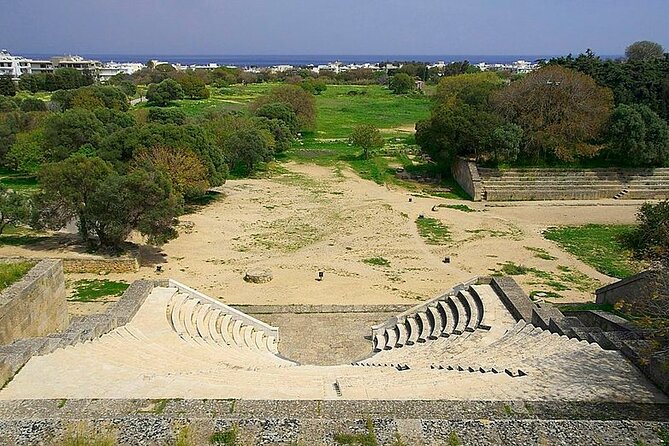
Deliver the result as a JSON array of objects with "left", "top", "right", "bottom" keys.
[{"left": 2, "top": 0, "right": 668, "bottom": 55}]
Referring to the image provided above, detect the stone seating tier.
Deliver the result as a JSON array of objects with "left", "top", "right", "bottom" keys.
[
  {"left": 371, "top": 280, "right": 490, "bottom": 352},
  {"left": 477, "top": 167, "right": 669, "bottom": 201}
]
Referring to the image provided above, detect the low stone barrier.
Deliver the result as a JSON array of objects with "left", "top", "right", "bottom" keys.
[
  {"left": 0, "top": 399, "right": 666, "bottom": 445},
  {"left": 62, "top": 257, "right": 139, "bottom": 274},
  {"left": 0, "top": 279, "right": 153, "bottom": 388},
  {"left": 0, "top": 259, "right": 67, "bottom": 346},
  {"left": 596, "top": 270, "right": 668, "bottom": 307}
]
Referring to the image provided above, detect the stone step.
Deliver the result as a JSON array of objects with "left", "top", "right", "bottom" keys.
[{"left": 449, "top": 296, "right": 467, "bottom": 335}]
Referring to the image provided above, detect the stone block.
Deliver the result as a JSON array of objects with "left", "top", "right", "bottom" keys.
[
  {"left": 490, "top": 276, "right": 534, "bottom": 322},
  {"left": 0, "top": 259, "right": 68, "bottom": 346}
]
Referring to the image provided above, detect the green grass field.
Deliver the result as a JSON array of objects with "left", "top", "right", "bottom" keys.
[
  {"left": 0, "top": 261, "right": 35, "bottom": 291},
  {"left": 0, "top": 168, "right": 39, "bottom": 194},
  {"left": 311, "top": 85, "right": 431, "bottom": 139},
  {"left": 544, "top": 224, "right": 643, "bottom": 279},
  {"left": 69, "top": 279, "right": 129, "bottom": 302}
]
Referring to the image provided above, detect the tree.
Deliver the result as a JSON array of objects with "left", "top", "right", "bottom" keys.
[
  {"left": 416, "top": 102, "right": 501, "bottom": 164},
  {"left": 256, "top": 117, "right": 293, "bottom": 153},
  {"left": 176, "top": 74, "right": 210, "bottom": 99},
  {"left": 132, "top": 146, "right": 210, "bottom": 200},
  {"left": 254, "top": 102, "right": 299, "bottom": 134},
  {"left": 42, "top": 108, "right": 105, "bottom": 161},
  {"left": 35, "top": 156, "right": 181, "bottom": 251},
  {"left": 300, "top": 79, "right": 327, "bottom": 95},
  {"left": 225, "top": 128, "right": 274, "bottom": 172},
  {"left": 35, "top": 155, "right": 115, "bottom": 241},
  {"left": 435, "top": 72, "right": 504, "bottom": 106},
  {"left": 549, "top": 49, "right": 669, "bottom": 122},
  {"left": 606, "top": 104, "right": 669, "bottom": 166},
  {"left": 625, "top": 200, "right": 669, "bottom": 267},
  {"left": 18, "top": 74, "right": 43, "bottom": 93},
  {"left": 0, "top": 75, "right": 16, "bottom": 97},
  {"left": 388, "top": 73, "right": 414, "bottom": 94},
  {"left": 625, "top": 41, "right": 665, "bottom": 62},
  {"left": 147, "top": 107, "right": 187, "bottom": 125},
  {"left": 492, "top": 66, "right": 614, "bottom": 162},
  {"left": 52, "top": 85, "right": 130, "bottom": 111},
  {"left": 20, "top": 98, "right": 47, "bottom": 112},
  {"left": 0, "top": 184, "right": 31, "bottom": 235},
  {"left": 100, "top": 123, "right": 227, "bottom": 186},
  {"left": 0, "top": 96, "right": 18, "bottom": 112},
  {"left": 251, "top": 85, "right": 316, "bottom": 131},
  {"left": 350, "top": 124, "right": 384, "bottom": 159},
  {"left": 106, "top": 73, "right": 137, "bottom": 96},
  {"left": 6, "top": 129, "right": 47, "bottom": 173},
  {"left": 83, "top": 168, "right": 180, "bottom": 250},
  {"left": 50, "top": 68, "right": 92, "bottom": 91},
  {"left": 489, "top": 123, "right": 524, "bottom": 163},
  {"left": 146, "top": 79, "right": 184, "bottom": 106}
]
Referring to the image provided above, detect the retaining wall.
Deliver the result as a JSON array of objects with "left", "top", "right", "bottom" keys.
[
  {"left": 0, "top": 256, "right": 139, "bottom": 275},
  {"left": 596, "top": 270, "right": 668, "bottom": 306},
  {"left": 451, "top": 157, "right": 483, "bottom": 201},
  {"left": 0, "top": 259, "right": 67, "bottom": 346},
  {"left": 0, "top": 279, "right": 153, "bottom": 387},
  {"left": 62, "top": 257, "right": 139, "bottom": 274}
]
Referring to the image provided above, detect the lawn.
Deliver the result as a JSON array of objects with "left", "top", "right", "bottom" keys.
[
  {"left": 0, "top": 261, "right": 35, "bottom": 291},
  {"left": 0, "top": 168, "right": 39, "bottom": 194},
  {"left": 312, "top": 84, "right": 431, "bottom": 139},
  {"left": 543, "top": 224, "right": 643, "bottom": 279},
  {"left": 68, "top": 279, "right": 129, "bottom": 302}
]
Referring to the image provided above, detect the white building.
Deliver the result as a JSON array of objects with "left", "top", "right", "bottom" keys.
[
  {"left": 98, "top": 61, "right": 144, "bottom": 82},
  {"left": 0, "top": 50, "right": 53, "bottom": 79}
]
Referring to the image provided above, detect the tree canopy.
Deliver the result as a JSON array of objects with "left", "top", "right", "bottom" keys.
[
  {"left": 146, "top": 79, "right": 184, "bottom": 106},
  {"left": 625, "top": 40, "right": 665, "bottom": 62},
  {"left": 35, "top": 155, "right": 181, "bottom": 251},
  {"left": 492, "top": 66, "right": 614, "bottom": 162},
  {"left": 251, "top": 85, "right": 316, "bottom": 131},
  {"left": 388, "top": 73, "right": 415, "bottom": 94},
  {"left": 350, "top": 124, "right": 384, "bottom": 159},
  {"left": 606, "top": 104, "right": 669, "bottom": 166}
]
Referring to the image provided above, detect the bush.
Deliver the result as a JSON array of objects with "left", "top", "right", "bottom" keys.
[
  {"left": 146, "top": 79, "right": 184, "bottom": 106},
  {"left": 624, "top": 200, "right": 669, "bottom": 267}
]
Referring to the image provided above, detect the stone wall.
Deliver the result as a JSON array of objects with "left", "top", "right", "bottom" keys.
[
  {"left": 0, "top": 256, "right": 139, "bottom": 274},
  {"left": 596, "top": 270, "right": 668, "bottom": 307},
  {"left": 0, "top": 399, "right": 667, "bottom": 446},
  {"left": 0, "top": 259, "right": 67, "bottom": 346},
  {"left": 62, "top": 257, "right": 139, "bottom": 274},
  {"left": 0, "top": 279, "right": 153, "bottom": 387},
  {"left": 451, "top": 157, "right": 483, "bottom": 201}
]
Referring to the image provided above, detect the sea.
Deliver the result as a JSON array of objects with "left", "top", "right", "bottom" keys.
[{"left": 19, "top": 54, "right": 621, "bottom": 67}]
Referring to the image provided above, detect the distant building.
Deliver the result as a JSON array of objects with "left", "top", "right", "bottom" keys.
[
  {"left": 0, "top": 50, "right": 53, "bottom": 79},
  {"left": 98, "top": 61, "right": 144, "bottom": 82}
]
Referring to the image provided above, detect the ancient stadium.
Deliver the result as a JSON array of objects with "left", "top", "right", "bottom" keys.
[{"left": 1, "top": 162, "right": 668, "bottom": 445}]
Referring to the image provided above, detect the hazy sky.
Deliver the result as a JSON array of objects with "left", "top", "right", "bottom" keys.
[{"left": 2, "top": 0, "right": 668, "bottom": 55}]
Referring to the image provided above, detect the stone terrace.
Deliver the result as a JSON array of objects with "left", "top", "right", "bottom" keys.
[
  {"left": 478, "top": 167, "right": 669, "bottom": 201},
  {"left": 1, "top": 279, "right": 665, "bottom": 403}
]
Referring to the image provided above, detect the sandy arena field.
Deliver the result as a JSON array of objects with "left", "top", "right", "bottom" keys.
[{"left": 0, "top": 162, "right": 642, "bottom": 307}]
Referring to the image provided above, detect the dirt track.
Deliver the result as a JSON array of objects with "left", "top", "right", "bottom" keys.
[{"left": 0, "top": 162, "right": 642, "bottom": 306}]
